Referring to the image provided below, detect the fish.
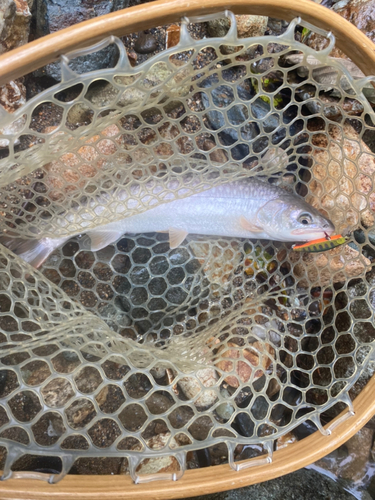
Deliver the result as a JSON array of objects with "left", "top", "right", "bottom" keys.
[
  {"left": 3, "top": 177, "right": 334, "bottom": 267},
  {"left": 292, "top": 234, "right": 348, "bottom": 253}
]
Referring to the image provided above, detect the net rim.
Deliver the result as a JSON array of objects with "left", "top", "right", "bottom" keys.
[{"left": 0, "top": 0, "right": 375, "bottom": 87}]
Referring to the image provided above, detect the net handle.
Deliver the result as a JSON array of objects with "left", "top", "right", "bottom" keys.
[{"left": 0, "top": 0, "right": 375, "bottom": 86}]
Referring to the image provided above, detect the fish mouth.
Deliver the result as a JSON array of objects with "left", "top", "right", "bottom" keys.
[{"left": 291, "top": 227, "right": 335, "bottom": 236}]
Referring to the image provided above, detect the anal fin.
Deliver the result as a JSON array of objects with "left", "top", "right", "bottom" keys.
[
  {"left": 89, "top": 230, "right": 122, "bottom": 252},
  {"left": 239, "top": 216, "right": 263, "bottom": 233},
  {"left": 169, "top": 228, "right": 188, "bottom": 249}
]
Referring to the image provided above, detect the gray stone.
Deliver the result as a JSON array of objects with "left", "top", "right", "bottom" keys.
[
  {"left": 34, "top": 0, "right": 131, "bottom": 79},
  {"left": 207, "top": 18, "right": 230, "bottom": 38},
  {"left": 185, "top": 468, "right": 358, "bottom": 500},
  {"left": 266, "top": 17, "right": 289, "bottom": 36}
]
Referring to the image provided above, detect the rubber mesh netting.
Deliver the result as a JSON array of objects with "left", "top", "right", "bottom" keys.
[{"left": 0, "top": 12, "right": 375, "bottom": 483}]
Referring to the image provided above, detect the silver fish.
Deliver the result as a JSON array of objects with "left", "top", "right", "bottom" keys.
[{"left": 7, "top": 177, "right": 334, "bottom": 267}]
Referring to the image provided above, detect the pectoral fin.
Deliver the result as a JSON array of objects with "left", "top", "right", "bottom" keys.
[
  {"left": 239, "top": 216, "right": 263, "bottom": 233},
  {"left": 89, "top": 230, "right": 122, "bottom": 251},
  {"left": 169, "top": 228, "right": 188, "bottom": 249}
]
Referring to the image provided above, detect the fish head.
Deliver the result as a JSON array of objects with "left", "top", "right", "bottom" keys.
[{"left": 256, "top": 196, "right": 335, "bottom": 241}]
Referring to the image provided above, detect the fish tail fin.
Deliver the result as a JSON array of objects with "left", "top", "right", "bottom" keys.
[{"left": 0, "top": 236, "right": 68, "bottom": 268}]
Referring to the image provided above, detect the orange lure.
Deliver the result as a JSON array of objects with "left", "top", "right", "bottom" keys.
[{"left": 292, "top": 234, "right": 348, "bottom": 253}]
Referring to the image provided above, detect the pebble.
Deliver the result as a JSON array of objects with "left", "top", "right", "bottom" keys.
[
  {"left": 178, "top": 368, "right": 218, "bottom": 409},
  {"left": 134, "top": 31, "right": 157, "bottom": 54}
]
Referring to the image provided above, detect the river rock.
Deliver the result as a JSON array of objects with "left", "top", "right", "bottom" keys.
[
  {"left": 184, "top": 467, "right": 359, "bottom": 499},
  {"left": 0, "top": 0, "right": 29, "bottom": 148},
  {"left": 208, "top": 15, "right": 268, "bottom": 39},
  {"left": 215, "top": 341, "right": 274, "bottom": 388},
  {"left": 0, "top": 80, "right": 27, "bottom": 148},
  {"left": 178, "top": 368, "right": 218, "bottom": 409},
  {"left": 315, "top": 426, "right": 374, "bottom": 483},
  {"left": 34, "top": 0, "right": 131, "bottom": 79},
  {"left": 236, "top": 15, "right": 268, "bottom": 38},
  {"left": 0, "top": 0, "right": 32, "bottom": 55},
  {"left": 307, "top": 0, "right": 375, "bottom": 60}
]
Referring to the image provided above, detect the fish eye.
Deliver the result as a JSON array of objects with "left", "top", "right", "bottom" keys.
[{"left": 298, "top": 213, "right": 313, "bottom": 225}]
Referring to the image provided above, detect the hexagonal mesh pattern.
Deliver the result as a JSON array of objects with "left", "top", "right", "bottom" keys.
[{"left": 0, "top": 13, "right": 375, "bottom": 483}]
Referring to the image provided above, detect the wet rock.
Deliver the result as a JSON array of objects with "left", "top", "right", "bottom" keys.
[
  {"left": 0, "top": 81, "right": 27, "bottom": 147},
  {"left": 315, "top": 427, "right": 374, "bottom": 483},
  {"left": 134, "top": 31, "right": 157, "bottom": 54},
  {"left": 308, "top": 0, "right": 375, "bottom": 60},
  {"left": 185, "top": 467, "right": 359, "bottom": 499},
  {"left": 0, "top": 1, "right": 30, "bottom": 147},
  {"left": 266, "top": 18, "right": 289, "bottom": 36},
  {"left": 34, "top": 0, "right": 131, "bottom": 79},
  {"left": 207, "top": 18, "right": 230, "bottom": 38},
  {"left": 236, "top": 15, "right": 268, "bottom": 38},
  {"left": 0, "top": 80, "right": 26, "bottom": 113},
  {"left": 199, "top": 75, "right": 278, "bottom": 148},
  {"left": 0, "top": 0, "right": 32, "bottom": 55},
  {"left": 84, "top": 80, "right": 119, "bottom": 108},
  {"left": 208, "top": 15, "right": 268, "bottom": 38}
]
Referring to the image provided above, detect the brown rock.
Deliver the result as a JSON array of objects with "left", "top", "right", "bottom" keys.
[
  {"left": 0, "top": 0, "right": 31, "bottom": 55},
  {"left": 331, "top": 0, "right": 375, "bottom": 59},
  {"left": 0, "top": 80, "right": 25, "bottom": 113},
  {"left": 134, "top": 32, "right": 157, "bottom": 54},
  {"left": 215, "top": 341, "right": 274, "bottom": 388},
  {"left": 166, "top": 25, "right": 180, "bottom": 49},
  {"left": 306, "top": 0, "right": 375, "bottom": 60},
  {"left": 127, "top": 49, "right": 137, "bottom": 67},
  {"left": 136, "top": 456, "right": 180, "bottom": 476},
  {"left": 236, "top": 15, "right": 268, "bottom": 38}
]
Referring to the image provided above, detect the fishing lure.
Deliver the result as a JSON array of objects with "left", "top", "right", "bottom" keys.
[{"left": 292, "top": 234, "right": 349, "bottom": 253}]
